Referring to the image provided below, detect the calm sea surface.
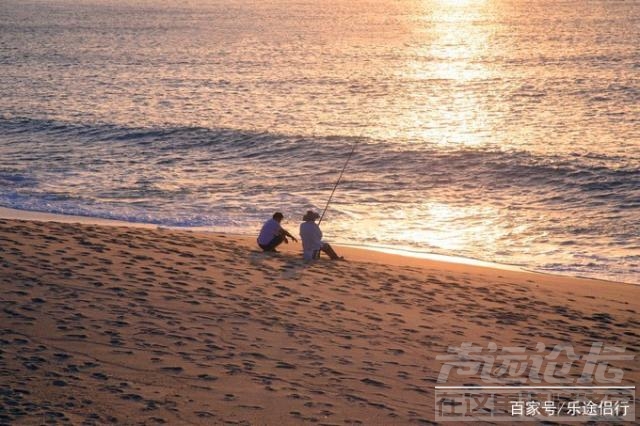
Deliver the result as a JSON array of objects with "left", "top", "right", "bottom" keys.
[{"left": 1, "top": 0, "right": 638, "bottom": 283}]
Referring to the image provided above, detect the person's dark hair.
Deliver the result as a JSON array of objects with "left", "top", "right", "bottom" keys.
[{"left": 273, "top": 212, "right": 284, "bottom": 220}]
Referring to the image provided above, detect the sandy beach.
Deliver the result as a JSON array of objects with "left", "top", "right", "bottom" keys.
[{"left": 1, "top": 217, "right": 637, "bottom": 425}]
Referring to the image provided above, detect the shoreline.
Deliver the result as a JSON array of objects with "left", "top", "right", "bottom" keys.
[{"left": 0, "top": 206, "right": 632, "bottom": 286}]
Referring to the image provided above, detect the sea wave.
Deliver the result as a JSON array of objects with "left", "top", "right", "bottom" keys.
[
  {"left": 2, "top": 114, "right": 637, "bottom": 177},
  {"left": 1, "top": 115, "right": 638, "bottom": 283},
  {"left": 1, "top": 116, "right": 638, "bottom": 213}
]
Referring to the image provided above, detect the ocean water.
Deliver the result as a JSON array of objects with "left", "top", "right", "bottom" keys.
[{"left": 1, "top": 0, "right": 638, "bottom": 283}]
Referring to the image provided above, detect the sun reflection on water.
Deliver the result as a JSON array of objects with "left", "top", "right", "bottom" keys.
[
  {"left": 435, "top": 0, "right": 488, "bottom": 7},
  {"left": 344, "top": 201, "right": 507, "bottom": 255},
  {"left": 401, "top": 202, "right": 505, "bottom": 251},
  {"left": 382, "top": 0, "right": 498, "bottom": 148}
]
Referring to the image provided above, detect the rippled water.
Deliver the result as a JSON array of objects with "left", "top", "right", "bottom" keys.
[{"left": 1, "top": 0, "right": 638, "bottom": 283}]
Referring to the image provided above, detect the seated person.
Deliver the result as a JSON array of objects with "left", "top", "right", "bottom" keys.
[
  {"left": 257, "top": 212, "right": 297, "bottom": 252},
  {"left": 299, "top": 210, "right": 343, "bottom": 261}
]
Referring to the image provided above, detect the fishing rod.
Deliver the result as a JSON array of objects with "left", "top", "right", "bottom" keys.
[
  {"left": 318, "top": 75, "right": 375, "bottom": 226},
  {"left": 318, "top": 137, "right": 359, "bottom": 225}
]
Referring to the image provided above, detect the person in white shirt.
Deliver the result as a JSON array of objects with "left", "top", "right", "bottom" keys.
[
  {"left": 299, "top": 210, "right": 343, "bottom": 261},
  {"left": 257, "top": 212, "right": 297, "bottom": 252}
]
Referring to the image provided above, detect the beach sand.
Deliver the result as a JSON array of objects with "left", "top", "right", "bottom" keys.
[{"left": 0, "top": 218, "right": 637, "bottom": 425}]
